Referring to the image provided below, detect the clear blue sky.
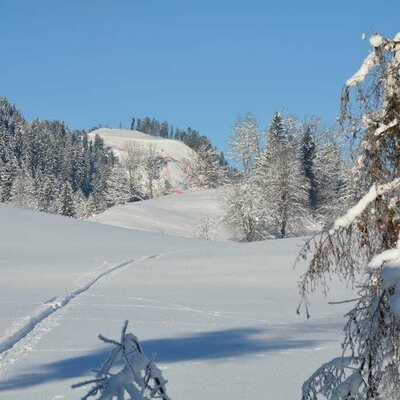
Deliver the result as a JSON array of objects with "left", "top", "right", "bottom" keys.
[{"left": 1, "top": 0, "right": 399, "bottom": 152}]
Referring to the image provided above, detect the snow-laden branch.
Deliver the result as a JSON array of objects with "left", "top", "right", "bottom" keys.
[
  {"left": 345, "top": 51, "right": 380, "bottom": 87},
  {"left": 369, "top": 249, "right": 400, "bottom": 269},
  {"left": 332, "top": 178, "right": 400, "bottom": 231},
  {"left": 345, "top": 33, "right": 400, "bottom": 87},
  {"left": 374, "top": 119, "right": 398, "bottom": 136},
  {"left": 302, "top": 356, "right": 355, "bottom": 399},
  {"left": 72, "top": 321, "right": 170, "bottom": 400}
]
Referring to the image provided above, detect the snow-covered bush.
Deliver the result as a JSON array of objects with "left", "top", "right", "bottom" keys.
[
  {"left": 72, "top": 321, "right": 170, "bottom": 400},
  {"left": 299, "top": 33, "right": 400, "bottom": 399},
  {"left": 220, "top": 179, "right": 271, "bottom": 241},
  {"left": 192, "top": 215, "right": 219, "bottom": 240}
]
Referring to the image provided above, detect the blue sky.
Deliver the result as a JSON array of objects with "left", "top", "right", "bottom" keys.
[{"left": 1, "top": 0, "right": 399, "bottom": 152}]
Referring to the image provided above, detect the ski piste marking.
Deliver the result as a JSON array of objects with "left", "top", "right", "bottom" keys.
[{"left": 0, "top": 253, "right": 162, "bottom": 372}]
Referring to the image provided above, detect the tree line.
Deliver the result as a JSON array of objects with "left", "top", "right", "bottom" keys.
[
  {"left": 0, "top": 97, "right": 120, "bottom": 218},
  {"left": 0, "top": 98, "right": 230, "bottom": 218}
]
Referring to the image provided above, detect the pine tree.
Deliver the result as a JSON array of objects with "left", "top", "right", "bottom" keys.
[
  {"left": 160, "top": 121, "right": 169, "bottom": 138},
  {"left": 314, "top": 141, "right": 353, "bottom": 225},
  {"left": 35, "top": 173, "right": 60, "bottom": 213},
  {"left": 10, "top": 171, "right": 36, "bottom": 209},
  {"left": 73, "top": 190, "right": 89, "bottom": 219},
  {"left": 60, "top": 182, "right": 76, "bottom": 217},
  {"left": 0, "top": 128, "right": 17, "bottom": 202},
  {"left": 301, "top": 120, "right": 317, "bottom": 209},
  {"left": 105, "top": 166, "right": 131, "bottom": 207},
  {"left": 185, "top": 145, "right": 228, "bottom": 189},
  {"left": 255, "top": 112, "right": 309, "bottom": 238}
]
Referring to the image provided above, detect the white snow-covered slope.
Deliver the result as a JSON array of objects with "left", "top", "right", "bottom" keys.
[
  {"left": 88, "top": 128, "right": 197, "bottom": 191},
  {"left": 0, "top": 205, "right": 353, "bottom": 399},
  {"left": 91, "top": 189, "right": 230, "bottom": 240}
]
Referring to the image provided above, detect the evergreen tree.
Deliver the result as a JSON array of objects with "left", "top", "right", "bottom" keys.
[
  {"left": 301, "top": 121, "right": 317, "bottom": 209},
  {"left": 60, "top": 182, "right": 76, "bottom": 217},
  {"left": 10, "top": 171, "right": 36, "bottom": 209},
  {"left": 160, "top": 121, "right": 169, "bottom": 138},
  {"left": 0, "top": 127, "right": 17, "bottom": 202},
  {"left": 314, "top": 141, "right": 354, "bottom": 225},
  {"left": 104, "top": 166, "right": 131, "bottom": 207},
  {"left": 35, "top": 173, "right": 60, "bottom": 213},
  {"left": 185, "top": 145, "right": 228, "bottom": 189},
  {"left": 255, "top": 112, "right": 309, "bottom": 238}
]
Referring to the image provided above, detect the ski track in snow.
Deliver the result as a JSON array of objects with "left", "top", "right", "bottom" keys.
[{"left": 0, "top": 253, "right": 163, "bottom": 374}]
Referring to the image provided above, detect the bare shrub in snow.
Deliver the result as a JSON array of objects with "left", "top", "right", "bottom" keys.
[
  {"left": 220, "top": 179, "right": 271, "bottom": 241},
  {"left": 299, "top": 33, "right": 400, "bottom": 399},
  {"left": 72, "top": 321, "right": 170, "bottom": 400},
  {"left": 228, "top": 113, "right": 261, "bottom": 176},
  {"left": 192, "top": 215, "right": 219, "bottom": 240}
]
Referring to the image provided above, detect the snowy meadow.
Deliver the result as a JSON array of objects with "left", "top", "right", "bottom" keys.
[
  {"left": 1, "top": 1, "right": 400, "bottom": 397},
  {"left": 0, "top": 205, "right": 352, "bottom": 399}
]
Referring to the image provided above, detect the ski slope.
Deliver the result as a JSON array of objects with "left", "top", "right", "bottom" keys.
[
  {"left": 88, "top": 128, "right": 197, "bottom": 190},
  {"left": 0, "top": 205, "right": 353, "bottom": 399},
  {"left": 91, "top": 189, "right": 230, "bottom": 241}
]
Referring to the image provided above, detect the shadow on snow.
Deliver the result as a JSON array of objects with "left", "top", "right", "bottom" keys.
[{"left": 0, "top": 326, "right": 326, "bottom": 391}]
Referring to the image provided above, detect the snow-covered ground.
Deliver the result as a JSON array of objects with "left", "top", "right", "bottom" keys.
[
  {"left": 91, "top": 189, "right": 230, "bottom": 241},
  {"left": 88, "top": 128, "right": 197, "bottom": 190},
  {"left": 0, "top": 205, "right": 353, "bottom": 399}
]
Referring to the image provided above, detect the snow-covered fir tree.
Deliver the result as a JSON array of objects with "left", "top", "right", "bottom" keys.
[
  {"left": 105, "top": 166, "right": 131, "bottom": 207},
  {"left": 314, "top": 140, "right": 354, "bottom": 225},
  {"left": 185, "top": 144, "right": 228, "bottom": 189},
  {"left": 59, "top": 182, "right": 76, "bottom": 217},
  {"left": 300, "top": 118, "right": 318, "bottom": 209},
  {"left": 35, "top": 173, "right": 60, "bottom": 213},
  {"left": 9, "top": 170, "right": 36, "bottom": 210},
  {"left": 254, "top": 112, "right": 309, "bottom": 238},
  {"left": 299, "top": 32, "right": 400, "bottom": 399}
]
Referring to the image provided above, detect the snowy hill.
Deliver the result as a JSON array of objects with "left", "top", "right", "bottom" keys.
[
  {"left": 88, "top": 128, "right": 197, "bottom": 191},
  {"left": 91, "top": 189, "right": 230, "bottom": 240},
  {"left": 0, "top": 205, "right": 353, "bottom": 399}
]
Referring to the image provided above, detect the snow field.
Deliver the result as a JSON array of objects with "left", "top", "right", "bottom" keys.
[{"left": 0, "top": 205, "right": 353, "bottom": 399}]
